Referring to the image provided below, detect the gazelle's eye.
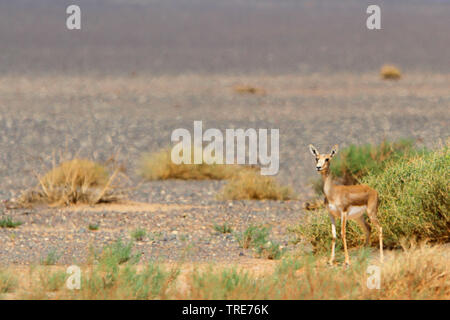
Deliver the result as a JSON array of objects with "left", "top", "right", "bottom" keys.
[{"left": 325, "top": 158, "right": 329, "bottom": 162}]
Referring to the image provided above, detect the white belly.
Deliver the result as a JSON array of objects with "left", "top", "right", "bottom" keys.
[{"left": 347, "top": 205, "right": 367, "bottom": 219}]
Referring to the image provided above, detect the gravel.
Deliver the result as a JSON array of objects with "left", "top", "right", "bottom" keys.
[{"left": 0, "top": 73, "right": 448, "bottom": 265}]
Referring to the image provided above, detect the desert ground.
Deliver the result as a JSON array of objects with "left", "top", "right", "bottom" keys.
[
  {"left": 0, "top": 73, "right": 448, "bottom": 265},
  {"left": 0, "top": 0, "right": 449, "bottom": 296}
]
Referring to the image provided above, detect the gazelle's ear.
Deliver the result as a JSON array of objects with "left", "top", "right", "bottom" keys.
[
  {"left": 309, "top": 144, "right": 319, "bottom": 157},
  {"left": 330, "top": 144, "right": 339, "bottom": 157}
]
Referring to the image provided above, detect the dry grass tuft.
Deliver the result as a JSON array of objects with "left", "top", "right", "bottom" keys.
[
  {"left": 380, "top": 64, "right": 402, "bottom": 80},
  {"left": 376, "top": 243, "right": 450, "bottom": 299},
  {"left": 218, "top": 170, "right": 294, "bottom": 200},
  {"left": 233, "top": 84, "right": 266, "bottom": 95},
  {"left": 18, "top": 158, "right": 127, "bottom": 207},
  {"left": 138, "top": 148, "right": 257, "bottom": 181}
]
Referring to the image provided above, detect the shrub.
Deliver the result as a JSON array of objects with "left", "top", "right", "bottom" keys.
[
  {"left": 218, "top": 170, "right": 293, "bottom": 200},
  {"left": 293, "top": 146, "right": 449, "bottom": 251},
  {"left": 233, "top": 85, "right": 266, "bottom": 95},
  {"left": 380, "top": 64, "right": 402, "bottom": 80},
  {"left": 138, "top": 148, "right": 254, "bottom": 181},
  {"left": 362, "top": 146, "right": 449, "bottom": 248},
  {"left": 331, "top": 139, "right": 416, "bottom": 184},
  {"left": 19, "top": 158, "right": 126, "bottom": 206}
]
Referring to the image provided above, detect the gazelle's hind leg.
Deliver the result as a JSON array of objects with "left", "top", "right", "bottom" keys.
[
  {"left": 367, "top": 191, "right": 383, "bottom": 263},
  {"left": 355, "top": 216, "right": 371, "bottom": 246},
  {"left": 328, "top": 214, "right": 337, "bottom": 265}
]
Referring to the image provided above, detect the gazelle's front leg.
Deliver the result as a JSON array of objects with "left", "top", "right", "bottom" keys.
[
  {"left": 328, "top": 214, "right": 337, "bottom": 265},
  {"left": 340, "top": 210, "right": 350, "bottom": 266}
]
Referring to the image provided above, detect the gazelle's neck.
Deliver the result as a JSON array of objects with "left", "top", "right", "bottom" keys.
[{"left": 321, "top": 169, "right": 334, "bottom": 199}]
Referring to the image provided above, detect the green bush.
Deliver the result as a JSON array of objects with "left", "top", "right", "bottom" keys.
[
  {"left": 294, "top": 146, "right": 449, "bottom": 251},
  {"left": 362, "top": 146, "right": 449, "bottom": 247}
]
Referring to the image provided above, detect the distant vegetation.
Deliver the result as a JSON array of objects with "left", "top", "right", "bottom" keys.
[
  {"left": 140, "top": 148, "right": 293, "bottom": 200},
  {"left": 88, "top": 223, "right": 100, "bottom": 231},
  {"left": 380, "top": 64, "right": 402, "bottom": 80},
  {"left": 138, "top": 148, "right": 254, "bottom": 181},
  {"left": 218, "top": 170, "right": 293, "bottom": 201},
  {"left": 233, "top": 84, "right": 266, "bottom": 95}
]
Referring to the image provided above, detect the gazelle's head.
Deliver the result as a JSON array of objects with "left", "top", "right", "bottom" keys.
[{"left": 308, "top": 144, "right": 338, "bottom": 172}]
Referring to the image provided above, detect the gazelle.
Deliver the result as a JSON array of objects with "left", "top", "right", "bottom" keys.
[{"left": 308, "top": 144, "right": 383, "bottom": 266}]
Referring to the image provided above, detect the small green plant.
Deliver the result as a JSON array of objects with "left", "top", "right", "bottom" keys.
[
  {"left": 234, "top": 225, "right": 283, "bottom": 259},
  {"left": 88, "top": 223, "right": 99, "bottom": 231},
  {"left": 130, "top": 228, "right": 147, "bottom": 241},
  {"left": 255, "top": 240, "right": 284, "bottom": 260},
  {"left": 213, "top": 223, "right": 233, "bottom": 234},
  {"left": 234, "top": 225, "right": 270, "bottom": 249},
  {"left": 101, "top": 239, "right": 141, "bottom": 265},
  {"left": 40, "top": 249, "right": 61, "bottom": 265},
  {"left": 0, "top": 217, "right": 23, "bottom": 228},
  {"left": 40, "top": 271, "right": 67, "bottom": 292}
]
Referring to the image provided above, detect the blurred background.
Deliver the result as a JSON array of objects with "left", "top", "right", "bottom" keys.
[
  {"left": 0, "top": 0, "right": 449, "bottom": 197},
  {"left": 1, "top": 0, "right": 449, "bottom": 75}
]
